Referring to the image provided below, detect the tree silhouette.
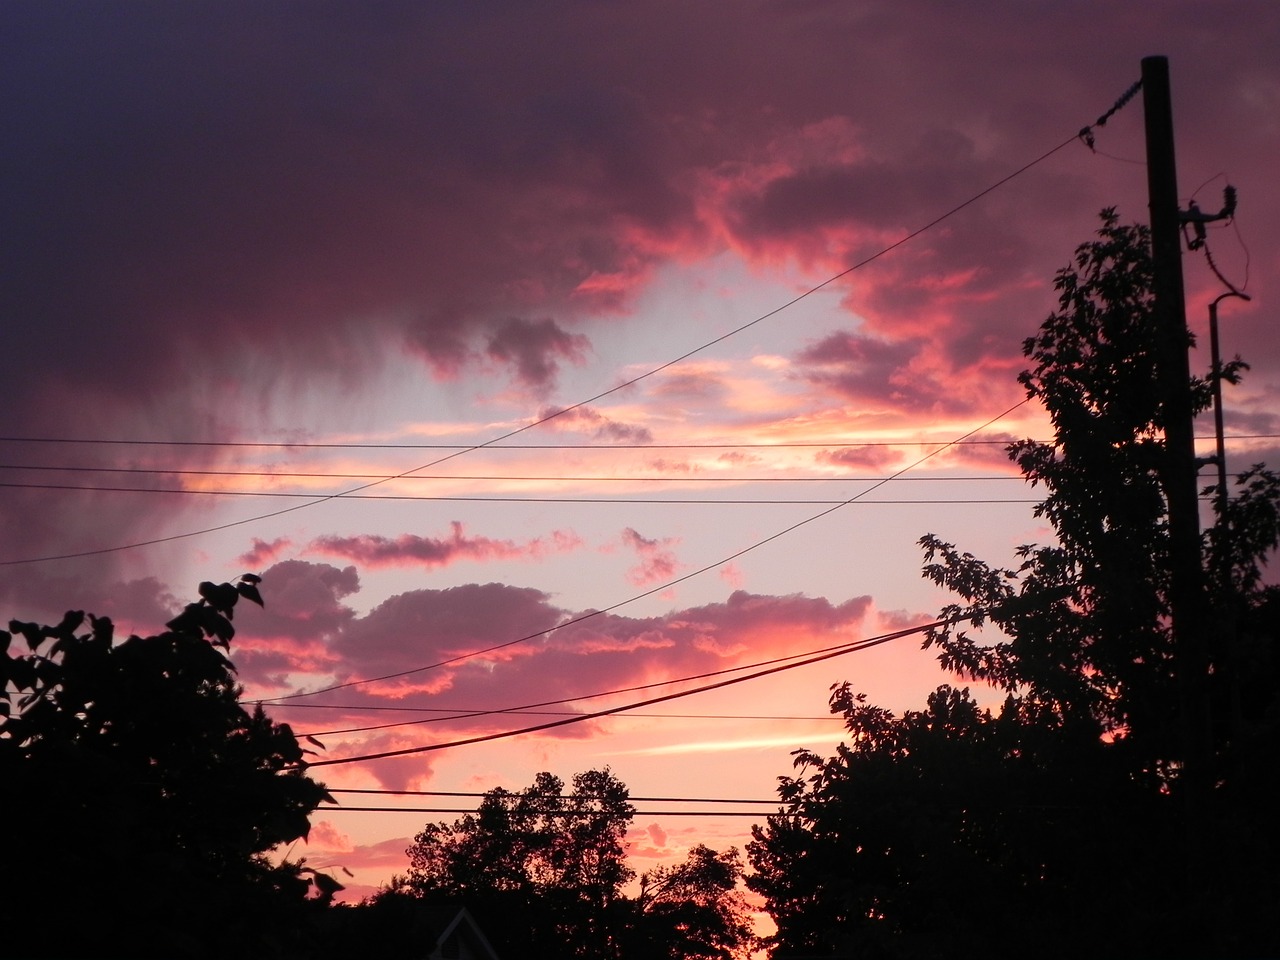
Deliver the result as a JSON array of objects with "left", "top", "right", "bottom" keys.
[
  {"left": 394, "top": 768, "right": 754, "bottom": 960},
  {"left": 747, "top": 211, "right": 1280, "bottom": 958},
  {"left": 631, "top": 843, "right": 754, "bottom": 960},
  {"left": 402, "top": 768, "right": 635, "bottom": 958},
  {"left": 1, "top": 576, "right": 337, "bottom": 959}
]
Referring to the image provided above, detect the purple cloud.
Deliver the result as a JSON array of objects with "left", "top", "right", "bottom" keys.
[
  {"left": 307, "top": 522, "right": 579, "bottom": 570},
  {"left": 486, "top": 317, "right": 590, "bottom": 389}
]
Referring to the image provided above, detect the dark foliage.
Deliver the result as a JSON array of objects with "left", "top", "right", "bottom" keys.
[
  {"left": 384, "top": 768, "right": 753, "bottom": 959},
  {"left": 405, "top": 768, "right": 635, "bottom": 957},
  {"left": 747, "top": 212, "right": 1280, "bottom": 958},
  {"left": 748, "top": 684, "right": 1185, "bottom": 959},
  {"left": 0, "top": 576, "right": 337, "bottom": 959},
  {"left": 629, "top": 843, "right": 754, "bottom": 960}
]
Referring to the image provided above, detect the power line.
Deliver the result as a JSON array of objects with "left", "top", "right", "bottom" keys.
[
  {"left": 0, "top": 480, "right": 1043, "bottom": 505},
  {"left": 2, "top": 434, "right": 1271, "bottom": 451},
  {"left": 0, "top": 463, "right": 1027, "bottom": 482},
  {"left": 0, "top": 121, "right": 1085, "bottom": 568},
  {"left": 269, "top": 631, "right": 891, "bottom": 724},
  {"left": 322, "top": 807, "right": 771, "bottom": 817},
  {"left": 281, "top": 632, "right": 909, "bottom": 738},
  {"left": 258, "top": 398, "right": 1029, "bottom": 705},
  {"left": 0, "top": 436, "right": 1020, "bottom": 449},
  {"left": 266, "top": 702, "right": 844, "bottom": 721},
  {"left": 298, "top": 706, "right": 818, "bottom": 739},
  {"left": 0, "top": 436, "right": 1032, "bottom": 450},
  {"left": 328, "top": 789, "right": 776, "bottom": 804},
  {"left": 299, "top": 613, "right": 967, "bottom": 768},
  {"left": 321, "top": 788, "right": 782, "bottom": 819}
]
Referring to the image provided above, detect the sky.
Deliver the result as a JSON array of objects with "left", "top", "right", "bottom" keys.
[{"left": 4, "top": 0, "right": 1279, "bottom": 906}]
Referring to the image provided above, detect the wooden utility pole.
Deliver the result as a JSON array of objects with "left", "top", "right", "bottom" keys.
[{"left": 1141, "top": 52, "right": 1211, "bottom": 913}]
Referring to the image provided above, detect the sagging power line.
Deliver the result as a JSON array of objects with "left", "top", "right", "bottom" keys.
[
  {"left": 279, "top": 629, "right": 919, "bottom": 738},
  {"left": 298, "top": 612, "right": 972, "bottom": 769}
]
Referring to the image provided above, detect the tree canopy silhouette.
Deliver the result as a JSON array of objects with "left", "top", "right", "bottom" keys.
[
  {"left": 390, "top": 768, "right": 753, "bottom": 960},
  {"left": 747, "top": 211, "right": 1280, "bottom": 959},
  {"left": 1, "top": 576, "right": 338, "bottom": 959}
]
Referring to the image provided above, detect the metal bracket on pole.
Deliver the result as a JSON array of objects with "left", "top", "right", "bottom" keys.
[{"left": 1180, "top": 185, "right": 1237, "bottom": 249}]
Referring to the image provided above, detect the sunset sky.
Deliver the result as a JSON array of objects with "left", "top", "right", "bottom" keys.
[{"left": 4, "top": 1, "right": 1279, "bottom": 904}]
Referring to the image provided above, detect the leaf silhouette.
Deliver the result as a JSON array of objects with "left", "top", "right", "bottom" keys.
[{"left": 236, "top": 582, "right": 265, "bottom": 607}]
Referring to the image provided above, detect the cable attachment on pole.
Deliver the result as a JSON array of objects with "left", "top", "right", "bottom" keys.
[
  {"left": 1078, "top": 77, "right": 1143, "bottom": 151},
  {"left": 1180, "top": 185, "right": 1237, "bottom": 250}
]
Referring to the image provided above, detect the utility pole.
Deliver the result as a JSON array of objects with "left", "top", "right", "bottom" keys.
[{"left": 1141, "top": 53, "right": 1211, "bottom": 925}]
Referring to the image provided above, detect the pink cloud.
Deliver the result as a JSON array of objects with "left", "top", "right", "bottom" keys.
[
  {"left": 331, "top": 582, "right": 564, "bottom": 682},
  {"left": 339, "top": 835, "right": 419, "bottom": 872},
  {"left": 238, "top": 537, "right": 294, "bottom": 567},
  {"left": 304, "top": 820, "right": 354, "bottom": 853},
  {"left": 248, "top": 560, "right": 360, "bottom": 637},
  {"left": 0, "top": 571, "right": 183, "bottom": 642},
  {"left": 716, "top": 451, "right": 762, "bottom": 468},
  {"left": 719, "top": 562, "right": 745, "bottom": 589},
  {"left": 627, "top": 828, "right": 675, "bottom": 861},
  {"left": 650, "top": 369, "right": 730, "bottom": 403},
  {"left": 520, "top": 590, "right": 878, "bottom": 698},
  {"left": 645, "top": 457, "right": 696, "bottom": 474},
  {"left": 937, "top": 433, "right": 1036, "bottom": 473},
  {"left": 570, "top": 263, "right": 653, "bottom": 309},
  {"left": 306, "top": 522, "right": 581, "bottom": 570},
  {"left": 794, "top": 331, "right": 941, "bottom": 411},
  {"left": 227, "top": 560, "right": 364, "bottom": 690},
  {"left": 627, "top": 824, "right": 704, "bottom": 866},
  {"left": 545, "top": 530, "right": 587, "bottom": 554},
  {"left": 818, "top": 445, "right": 905, "bottom": 472},
  {"left": 320, "top": 834, "right": 424, "bottom": 902},
  {"left": 647, "top": 822, "right": 669, "bottom": 849},
  {"left": 536, "top": 404, "right": 654, "bottom": 443},
  {"left": 363, "top": 752, "right": 438, "bottom": 794},
  {"left": 618, "top": 527, "right": 683, "bottom": 586},
  {"left": 243, "top": 584, "right": 883, "bottom": 764}
]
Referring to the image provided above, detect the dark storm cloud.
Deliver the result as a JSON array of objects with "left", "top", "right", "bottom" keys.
[
  {"left": 7, "top": 0, "right": 1277, "bottom": 425},
  {"left": 729, "top": 129, "right": 992, "bottom": 239},
  {"left": 485, "top": 318, "right": 590, "bottom": 390},
  {"left": 794, "top": 331, "right": 937, "bottom": 409},
  {"left": 2, "top": 1, "right": 689, "bottom": 431},
  {"left": 330, "top": 581, "right": 564, "bottom": 682},
  {"left": 0, "top": 0, "right": 694, "bottom": 572},
  {"left": 4, "top": 0, "right": 1279, "bottom": 588}
]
